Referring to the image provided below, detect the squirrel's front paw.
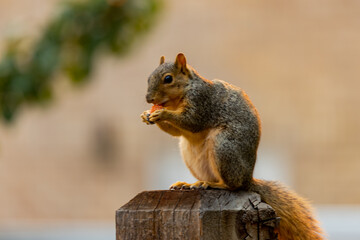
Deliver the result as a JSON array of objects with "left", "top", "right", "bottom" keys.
[
  {"left": 149, "top": 109, "right": 165, "bottom": 123},
  {"left": 140, "top": 110, "right": 154, "bottom": 125}
]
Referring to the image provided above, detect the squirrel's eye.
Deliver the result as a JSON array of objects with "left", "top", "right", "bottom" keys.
[{"left": 163, "top": 75, "right": 173, "bottom": 84}]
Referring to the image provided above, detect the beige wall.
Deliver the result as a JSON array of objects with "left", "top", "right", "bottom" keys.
[{"left": 1, "top": 0, "right": 360, "bottom": 223}]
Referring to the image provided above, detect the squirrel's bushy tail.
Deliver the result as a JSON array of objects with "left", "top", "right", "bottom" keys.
[{"left": 250, "top": 178, "right": 325, "bottom": 240}]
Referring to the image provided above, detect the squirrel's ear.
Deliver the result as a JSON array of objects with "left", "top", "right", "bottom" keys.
[
  {"left": 175, "top": 53, "right": 188, "bottom": 74},
  {"left": 159, "top": 56, "right": 165, "bottom": 65}
]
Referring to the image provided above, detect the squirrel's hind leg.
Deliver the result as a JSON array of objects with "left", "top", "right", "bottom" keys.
[{"left": 213, "top": 129, "right": 257, "bottom": 190}]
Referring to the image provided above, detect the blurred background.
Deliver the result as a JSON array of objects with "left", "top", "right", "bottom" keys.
[{"left": 0, "top": 0, "right": 360, "bottom": 239}]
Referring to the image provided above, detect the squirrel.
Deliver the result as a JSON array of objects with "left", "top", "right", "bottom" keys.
[{"left": 141, "top": 53, "right": 325, "bottom": 240}]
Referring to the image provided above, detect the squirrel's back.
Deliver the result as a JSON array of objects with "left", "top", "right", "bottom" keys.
[{"left": 185, "top": 78, "right": 261, "bottom": 133}]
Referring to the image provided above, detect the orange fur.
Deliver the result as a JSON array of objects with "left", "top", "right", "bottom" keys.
[{"left": 251, "top": 179, "right": 325, "bottom": 240}]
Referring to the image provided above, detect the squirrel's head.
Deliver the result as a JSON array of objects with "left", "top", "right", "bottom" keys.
[{"left": 146, "top": 53, "right": 192, "bottom": 108}]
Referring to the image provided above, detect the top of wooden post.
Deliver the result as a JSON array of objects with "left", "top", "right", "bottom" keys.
[{"left": 116, "top": 189, "right": 278, "bottom": 240}]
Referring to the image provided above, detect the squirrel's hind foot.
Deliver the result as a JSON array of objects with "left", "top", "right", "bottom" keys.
[
  {"left": 169, "top": 181, "right": 228, "bottom": 190},
  {"left": 169, "top": 181, "right": 192, "bottom": 190}
]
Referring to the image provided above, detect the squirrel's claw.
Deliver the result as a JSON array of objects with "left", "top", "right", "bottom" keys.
[
  {"left": 169, "top": 181, "right": 213, "bottom": 190},
  {"left": 190, "top": 181, "right": 209, "bottom": 190},
  {"left": 169, "top": 181, "right": 191, "bottom": 190}
]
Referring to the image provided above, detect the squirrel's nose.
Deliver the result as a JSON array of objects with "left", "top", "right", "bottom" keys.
[{"left": 146, "top": 94, "right": 154, "bottom": 103}]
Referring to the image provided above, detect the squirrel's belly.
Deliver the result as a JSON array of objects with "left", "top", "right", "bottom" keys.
[{"left": 179, "top": 129, "right": 221, "bottom": 182}]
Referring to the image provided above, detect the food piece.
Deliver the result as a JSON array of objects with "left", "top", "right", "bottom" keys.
[{"left": 150, "top": 104, "right": 163, "bottom": 113}]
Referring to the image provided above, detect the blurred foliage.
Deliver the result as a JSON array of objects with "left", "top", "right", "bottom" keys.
[{"left": 0, "top": 0, "right": 162, "bottom": 122}]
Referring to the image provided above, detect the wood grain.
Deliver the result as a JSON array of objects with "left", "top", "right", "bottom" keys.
[{"left": 116, "top": 190, "right": 278, "bottom": 240}]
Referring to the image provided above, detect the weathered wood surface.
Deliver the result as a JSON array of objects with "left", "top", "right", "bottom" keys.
[{"left": 116, "top": 190, "right": 278, "bottom": 240}]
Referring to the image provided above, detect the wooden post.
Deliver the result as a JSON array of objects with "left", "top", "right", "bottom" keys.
[{"left": 116, "top": 190, "right": 278, "bottom": 240}]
